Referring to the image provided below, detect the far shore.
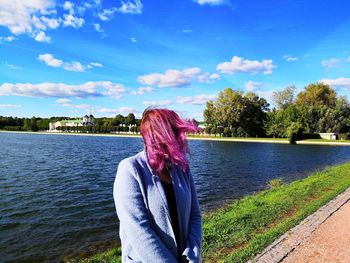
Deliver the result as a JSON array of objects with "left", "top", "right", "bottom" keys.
[{"left": 1, "top": 130, "right": 350, "bottom": 146}]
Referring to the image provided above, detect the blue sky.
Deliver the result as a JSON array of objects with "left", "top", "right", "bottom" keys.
[{"left": 1, "top": 0, "right": 350, "bottom": 120}]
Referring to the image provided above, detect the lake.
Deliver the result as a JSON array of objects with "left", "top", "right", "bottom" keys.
[{"left": 1, "top": 132, "right": 350, "bottom": 262}]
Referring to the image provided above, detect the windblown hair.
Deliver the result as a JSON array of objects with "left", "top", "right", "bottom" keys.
[{"left": 140, "top": 108, "right": 200, "bottom": 173}]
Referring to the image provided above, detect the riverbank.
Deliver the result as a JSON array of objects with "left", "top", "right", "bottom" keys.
[
  {"left": 2, "top": 130, "right": 350, "bottom": 146},
  {"left": 70, "top": 161, "right": 350, "bottom": 263}
]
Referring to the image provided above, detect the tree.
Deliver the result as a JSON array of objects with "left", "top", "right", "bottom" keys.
[
  {"left": 272, "top": 86, "right": 296, "bottom": 110},
  {"left": 296, "top": 82, "right": 337, "bottom": 107},
  {"left": 203, "top": 88, "right": 268, "bottom": 136},
  {"left": 125, "top": 113, "right": 136, "bottom": 125},
  {"left": 111, "top": 114, "right": 124, "bottom": 126}
]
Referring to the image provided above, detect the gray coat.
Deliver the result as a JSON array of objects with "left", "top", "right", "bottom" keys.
[{"left": 113, "top": 150, "right": 202, "bottom": 263}]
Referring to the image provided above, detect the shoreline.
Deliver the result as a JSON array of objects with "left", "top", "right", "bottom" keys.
[
  {"left": 71, "top": 161, "right": 350, "bottom": 262},
  {"left": 1, "top": 130, "right": 350, "bottom": 146}
]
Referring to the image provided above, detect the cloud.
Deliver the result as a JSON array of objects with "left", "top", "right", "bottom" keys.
[
  {"left": 92, "top": 23, "right": 103, "bottom": 33},
  {"left": 138, "top": 67, "right": 219, "bottom": 88},
  {"left": 87, "top": 62, "right": 103, "bottom": 69},
  {"left": 283, "top": 55, "right": 298, "bottom": 62},
  {"left": 176, "top": 94, "right": 217, "bottom": 105},
  {"left": 132, "top": 86, "right": 153, "bottom": 95},
  {"left": 0, "top": 81, "right": 126, "bottom": 98},
  {"left": 56, "top": 98, "right": 90, "bottom": 109},
  {"left": 63, "top": 1, "right": 74, "bottom": 14},
  {"left": 182, "top": 29, "right": 192, "bottom": 33},
  {"left": 34, "top": 30, "right": 51, "bottom": 42},
  {"left": 347, "top": 57, "right": 350, "bottom": 63},
  {"left": 40, "top": 16, "right": 60, "bottom": 29},
  {"left": 38, "top": 53, "right": 102, "bottom": 72},
  {"left": 319, "top": 77, "right": 350, "bottom": 89},
  {"left": 63, "top": 14, "right": 84, "bottom": 28},
  {"left": 245, "top": 80, "right": 263, "bottom": 91},
  {"left": 97, "top": 106, "right": 138, "bottom": 114},
  {"left": 118, "top": 0, "right": 143, "bottom": 14},
  {"left": 195, "top": 0, "right": 230, "bottom": 5},
  {"left": 5, "top": 63, "right": 20, "bottom": 70},
  {"left": 0, "top": 104, "right": 21, "bottom": 108},
  {"left": 63, "top": 61, "right": 85, "bottom": 72},
  {"left": 97, "top": 0, "right": 143, "bottom": 21},
  {"left": 0, "top": 36, "right": 15, "bottom": 43},
  {"left": 0, "top": 0, "right": 55, "bottom": 35},
  {"left": 38, "top": 53, "right": 63, "bottom": 67},
  {"left": 216, "top": 56, "right": 276, "bottom": 75},
  {"left": 321, "top": 58, "right": 341, "bottom": 68},
  {"left": 98, "top": 8, "right": 118, "bottom": 21},
  {"left": 130, "top": 37, "right": 137, "bottom": 43},
  {"left": 255, "top": 90, "right": 275, "bottom": 102},
  {"left": 143, "top": 100, "right": 172, "bottom": 106},
  {"left": 197, "top": 72, "right": 221, "bottom": 83}
]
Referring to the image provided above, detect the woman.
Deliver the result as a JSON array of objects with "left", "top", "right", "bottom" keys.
[{"left": 113, "top": 108, "right": 202, "bottom": 263}]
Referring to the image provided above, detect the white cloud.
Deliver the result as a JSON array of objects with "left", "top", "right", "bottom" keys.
[
  {"left": 0, "top": 104, "right": 21, "bottom": 108},
  {"left": 195, "top": 0, "right": 230, "bottom": 5},
  {"left": 0, "top": 35, "right": 15, "bottom": 43},
  {"left": 5, "top": 63, "right": 20, "bottom": 70},
  {"left": 35, "top": 30, "right": 51, "bottom": 42},
  {"left": 143, "top": 100, "right": 172, "bottom": 106},
  {"left": 92, "top": 23, "right": 103, "bottom": 33},
  {"left": 40, "top": 16, "right": 60, "bottom": 29},
  {"left": 283, "top": 55, "right": 298, "bottom": 62},
  {"left": 38, "top": 53, "right": 102, "bottom": 72},
  {"left": 97, "top": 106, "right": 138, "bottom": 114},
  {"left": 130, "top": 37, "right": 137, "bottom": 43},
  {"left": 176, "top": 94, "right": 217, "bottom": 105},
  {"left": 63, "top": 61, "right": 85, "bottom": 72},
  {"left": 63, "top": 1, "right": 74, "bottom": 13},
  {"left": 38, "top": 53, "right": 63, "bottom": 67},
  {"left": 0, "top": 0, "right": 55, "bottom": 35},
  {"left": 98, "top": 8, "right": 117, "bottom": 21},
  {"left": 319, "top": 78, "right": 350, "bottom": 89},
  {"left": 0, "top": 81, "right": 126, "bottom": 98},
  {"left": 321, "top": 58, "right": 341, "bottom": 68},
  {"left": 132, "top": 86, "right": 153, "bottom": 95},
  {"left": 63, "top": 14, "right": 84, "bottom": 28},
  {"left": 347, "top": 57, "right": 350, "bottom": 63},
  {"left": 56, "top": 98, "right": 90, "bottom": 109},
  {"left": 87, "top": 62, "right": 103, "bottom": 69},
  {"left": 118, "top": 0, "right": 143, "bottom": 14},
  {"left": 197, "top": 72, "right": 221, "bottom": 83},
  {"left": 182, "top": 29, "right": 192, "bottom": 33},
  {"left": 245, "top": 80, "right": 263, "bottom": 91},
  {"left": 138, "top": 67, "right": 219, "bottom": 88},
  {"left": 216, "top": 56, "right": 276, "bottom": 75}
]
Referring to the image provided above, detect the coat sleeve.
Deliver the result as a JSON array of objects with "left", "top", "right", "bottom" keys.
[
  {"left": 182, "top": 170, "right": 202, "bottom": 263},
  {"left": 114, "top": 159, "right": 177, "bottom": 263}
]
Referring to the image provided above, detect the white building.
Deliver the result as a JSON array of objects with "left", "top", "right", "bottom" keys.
[{"left": 49, "top": 115, "right": 94, "bottom": 131}]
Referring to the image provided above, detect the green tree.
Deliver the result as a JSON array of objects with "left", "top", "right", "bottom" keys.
[{"left": 296, "top": 82, "right": 337, "bottom": 107}]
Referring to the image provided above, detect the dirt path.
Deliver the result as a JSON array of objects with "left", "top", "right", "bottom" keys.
[{"left": 282, "top": 201, "right": 350, "bottom": 263}]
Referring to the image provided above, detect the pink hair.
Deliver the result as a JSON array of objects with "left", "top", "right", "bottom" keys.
[{"left": 140, "top": 108, "right": 200, "bottom": 173}]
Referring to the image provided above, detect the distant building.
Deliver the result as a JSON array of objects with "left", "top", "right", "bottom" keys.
[
  {"left": 319, "top": 133, "right": 338, "bottom": 140},
  {"left": 49, "top": 115, "right": 94, "bottom": 131}
]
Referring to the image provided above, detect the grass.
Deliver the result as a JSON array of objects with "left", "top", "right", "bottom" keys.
[
  {"left": 301, "top": 138, "right": 350, "bottom": 143},
  {"left": 187, "top": 135, "right": 289, "bottom": 141},
  {"left": 71, "top": 161, "right": 350, "bottom": 263}
]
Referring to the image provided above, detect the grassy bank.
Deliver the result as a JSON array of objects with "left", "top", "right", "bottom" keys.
[{"left": 71, "top": 161, "right": 350, "bottom": 263}]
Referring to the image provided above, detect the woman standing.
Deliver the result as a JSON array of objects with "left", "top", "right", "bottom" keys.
[{"left": 114, "top": 108, "right": 202, "bottom": 263}]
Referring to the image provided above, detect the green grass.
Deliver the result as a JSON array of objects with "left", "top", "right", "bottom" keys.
[
  {"left": 71, "top": 161, "right": 350, "bottom": 263},
  {"left": 69, "top": 247, "right": 122, "bottom": 263},
  {"left": 300, "top": 138, "right": 350, "bottom": 143},
  {"left": 187, "top": 135, "right": 289, "bottom": 141}
]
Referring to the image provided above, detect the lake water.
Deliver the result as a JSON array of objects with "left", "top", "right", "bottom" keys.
[{"left": 1, "top": 132, "right": 350, "bottom": 262}]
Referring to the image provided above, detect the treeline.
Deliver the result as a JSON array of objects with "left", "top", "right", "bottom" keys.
[
  {"left": 0, "top": 113, "right": 141, "bottom": 132},
  {"left": 204, "top": 82, "right": 350, "bottom": 139}
]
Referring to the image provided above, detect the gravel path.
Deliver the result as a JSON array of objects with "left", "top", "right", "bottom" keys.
[{"left": 281, "top": 200, "right": 350, "bottom": 263}]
